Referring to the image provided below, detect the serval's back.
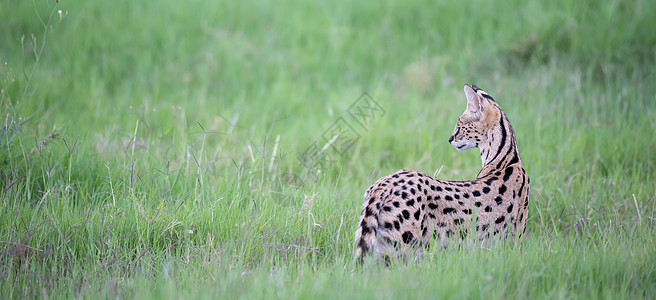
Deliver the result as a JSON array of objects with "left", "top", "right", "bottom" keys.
[{"left": 355, "top": 84, "right": 529, "bottom": 262}]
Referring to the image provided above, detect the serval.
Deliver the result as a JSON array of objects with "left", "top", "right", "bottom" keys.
[{"left": 355, "top": 84, "right": 529, "bottom": 262}]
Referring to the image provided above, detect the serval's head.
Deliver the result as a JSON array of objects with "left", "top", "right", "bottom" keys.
[{"left": 448, "top": 84, "right": 501, "bottom": 151}]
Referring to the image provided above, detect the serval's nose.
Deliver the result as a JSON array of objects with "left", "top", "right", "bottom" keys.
[{"left": 448, "top": 135, "right": 454, "bottom": 143}]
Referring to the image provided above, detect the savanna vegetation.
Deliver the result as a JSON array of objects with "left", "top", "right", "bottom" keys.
[{"left": 1, "top": 0, "right": 655, "bottom": 298}]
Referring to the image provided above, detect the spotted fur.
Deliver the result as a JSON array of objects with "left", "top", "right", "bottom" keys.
[{"left": 355, "top": 84, "right": 529, "bottom": 262}]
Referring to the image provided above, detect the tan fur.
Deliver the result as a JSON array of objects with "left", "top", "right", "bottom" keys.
[{"left": 483, "top": 105, "right": 500, "bottom": 128}]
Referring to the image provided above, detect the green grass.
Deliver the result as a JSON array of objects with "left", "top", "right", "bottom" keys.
[{"left": 1, "top": 0, "right": 655, "bottom": 298}]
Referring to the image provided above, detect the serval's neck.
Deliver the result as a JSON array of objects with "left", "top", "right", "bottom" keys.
[{"left": 478, "top": 112, "right": 521, "bottom": 177}]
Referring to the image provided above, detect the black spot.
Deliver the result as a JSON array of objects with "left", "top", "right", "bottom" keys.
[
  {"left": 393, "top": 191, "right": 400, "bottom": 196},
  {"left": 484, "top": 177, "right": 498, "bottom": 185},
  {"left": 495, "top": 196, "right": 503, "bottom": 205},
  {"left": 472, "top": 191, "right": 481, "bottom": 197},
  {"left": 488, "top": 115, "right": 507, "bottom": 163},
  {"left": 393, "top": 182, "right": 398, "bottom": 186},
  {"left": 368, "top": 197, "right": 376, "bottom": 205},
  {"left": 406, "top": 199, "right": 415, "bottom": 207},
  {"left": 358, "top": 238, "right": 368, "bottom": 251},
  {"left": 382, "top": 206, "right": 392, "bottom": 212},
  {"left": 436, "top": 186, "right": 443, "bottom": 192},
  {"left": 463, "top": 183, "right": 471, "bottom": 187},
  {"left": 484, "top": 206, "right": 492, "bottom": 212},
  {"left": 463, "top": 193, "right": 470, "bottom": 199},
  {"left": 410, "top": 188, "right": 416, "bottom": 195},
  {"left": 428, "top": 203, "right": 438, "bottom": 209},
  {"left": 443, "top": 207, "right": 456, "bottom": 214},
  {"left": 518, "top": 175, "right": 526, "bottom": 198},
  {"left": 507, "top": 204, "right": 514, "bottom": 213},
  {"left": 518, "top": 213, "right": 524, "bottom": 223},
  {"left": 480, "top": 224, "right": 489, "bottom": 232},
  {"left": 392, "top": 174, "right": 399, "bottom": 178},
  {"left": 498, "top": 185, "right": 507, "bottom": 195},
  {"left": 445, "top": 187, "right": 452, "bottom": 192},
  {"left": 445, "top": 230, "right": 454, "bottom": 237},
  {"left": 422, "top": 226, "right": 428, "bottom": 236},
  {"left": 414, "top": 210, "right": 421, "bottom": 220},
  {"left": 361, "top": 226, "right": 371, "bottom": 234},
  {"left": 445, "top": 195, "right": 453, "bottom": 201},
  {"left": 503, "top": 167, "right": 514, "bottom": 181},
  {"left": 495, "top": 216, "right": 505, "bottom": 224},
  {"left": 393, "top": 201, "right": 400, "bottom": 208},
  {"left": 402, "top": 210, "right": 410, "bottom": 220},
  {"left": 459, "top": 229, "right": 468, "bottom": 239},
  {"left": 482, "top": 187, "right": 491, "bottom": 194},
  {"left": 428, "top": 213, "right": 436, "bottom": 219},
  {"left": 454, "top": 194, "right": 460, "bottom": 199},
  {"left": 407, "top": 180, "right": 414, "bottom": 186},
  {"left": 462, "top": 209, "right": 472, "bottom": 214},
  {"left": 474, "top": 202, "right": 482, "bottom": 207},
  {"left": 407, "top": 174, "right": 415, "bottom": 178},
  {"left": 453, "top": 218, "right": 464, "bottom": 225},
  {"left": 394, "top": 221, "right": 400, "bottom": 230},
  {"left": 494, "top": 171, "right": 502, "bottom": 176},
  {"left": 365, "top": 207, "right": 374, "bottom": 216},
  {"left": 399, "top": 179, "right": 405, "bottom": 184},
  {"left": 383, "top": 222, "right": 393, "bottom": 230},
  {"left": 401, "top": 192, "right": 408, "bottom": 199},
  {"left": 430, "top": 185, "right": 436, "bottom": 191},
  {"left": 397, "top": 214, "right": 404, "bottom": 224},
  {"left": 427, "top": 195, "right": 432, "bottom": 201},
  {"left": 402, "top": 231, "right": 414, "bottom": 244}
]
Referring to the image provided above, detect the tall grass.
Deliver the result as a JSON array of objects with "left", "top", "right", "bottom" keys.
[{"left": 1, "top": 0, "right": 655, "bottom": 298}]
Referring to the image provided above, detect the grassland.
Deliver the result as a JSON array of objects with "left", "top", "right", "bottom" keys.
[{"left": 1, "top": 0, "right": 655, "bottom": 298}]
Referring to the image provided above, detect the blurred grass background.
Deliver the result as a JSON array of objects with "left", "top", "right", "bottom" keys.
[{"left": 1, "top": 0, "right": 655, "bottom": 298}]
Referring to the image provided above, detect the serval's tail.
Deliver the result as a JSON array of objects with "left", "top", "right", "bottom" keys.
[{"left": 355, "top": 189, "right": 380, "bottom": 262}]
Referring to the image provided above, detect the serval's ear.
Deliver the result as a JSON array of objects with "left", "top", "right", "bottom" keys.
[{"left": 464, "top": 84, "right": 487, "bottom": 117}]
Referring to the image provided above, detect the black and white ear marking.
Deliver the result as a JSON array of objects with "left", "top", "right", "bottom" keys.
[
  {"left": 464, "top": 84, "right": 485, "bottom": 116},
  {"left": 472, "top": 84, "right": 495, "bottom": 101}
]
